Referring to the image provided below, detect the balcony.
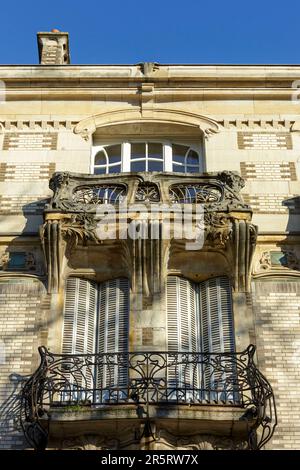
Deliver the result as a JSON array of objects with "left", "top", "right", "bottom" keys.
[{"left": 20, "top": 345, "right": 276, "bottom": 450}]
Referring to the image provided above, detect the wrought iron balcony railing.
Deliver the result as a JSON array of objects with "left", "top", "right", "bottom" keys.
[{"left": 20, "top": 345, "right": 276, "bottom": 450}]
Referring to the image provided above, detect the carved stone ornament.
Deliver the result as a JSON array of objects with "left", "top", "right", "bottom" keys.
[
  {"left": 73, "top": 109, "right": 220, "bottom": 141},
  {"left": 60, "top": 429, "right": 247, "bottom": 450},
  {"left": 145, "top": 428, "right": 247, "bottom": 450},
  {"left": 42, "top": 171, "right": 256, "bottom": 293},
  {"left": 40, "top": 214, "right": 100, "bottom": 293},
  {"left": 256, "top": 249, "right": 300, "bottom": 273},
  {"left": 216, "top": 171, "right": 248, "bottom": 210},
  {"left": 0, "top": 252, "right": 9, "bottom": 270},
  {"left": 60, "top": 214, "right": 100, "bottom": 245},
  {"left": 62, "top": 434, "right": 119, "bottom": 450},
  {"left": 0, "top": 251, "right": 36, "bottom": 271},
  {"left": 218, "top": 170, "right": 245, "bottom": 193},
  {"left": 135, "top": 182, "right": 160, "bottom": 203},
  {"left": 47, "top": 170, "right": 249, "bottom": 212},
  {"left": 139, "top": 62, "right": 159, "bottom": 76},
  {"left": 25, "top": 253, "right": 36, "bottom": 270},
  {"left": 202, "top": 213, "right": 233, "bottom": 247},
  {"left": 258, "top": 251, "right": 272, "bottom": 271}
]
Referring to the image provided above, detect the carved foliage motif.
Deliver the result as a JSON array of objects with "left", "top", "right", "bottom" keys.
[
  {"left": 0, "top": 252, "right": 9, "bottom": 270},
  {"left": 59, "top": 430, "right": 247, "bottom": 450},
  {"left": 62, "top": 435, "right": 119, "bottom": 450},
  {"left": 60, "top": 214, "right": 100, "bottom": 245},
  {"left": 135, "top": 183, "right": 160, "bottom": 203},
  {"left": 47, "top": 171, "right": 249, "bottom": 212},
  {"left": 256, "top": 249, "right": 299, "bottom": 273},
  {"left": 202, "top": 213, "right": 233, "bottom": 247}
]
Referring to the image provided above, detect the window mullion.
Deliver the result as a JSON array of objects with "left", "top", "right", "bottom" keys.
[
  {"left": 122, "top": 142, "right": 131, "bottom": 172},
  {"left": 164, "top": 143, "right": 172, "bottom": 171}
]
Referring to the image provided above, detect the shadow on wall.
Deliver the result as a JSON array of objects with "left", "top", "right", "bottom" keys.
[
  {"left": 283, "top": 196, "right": 300, "bottom": 233},
  {"left": 0, "top": 198, "right": 51, "bottom": 449},
  {"left": 21, "top": 198, "right": 50, "bottom": 235},
  {"left": 0, "top": 373, "right": 29, "bottom": 448}
]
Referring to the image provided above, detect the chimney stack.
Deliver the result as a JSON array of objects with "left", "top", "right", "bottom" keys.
[{"left": 37, "top": 30, "right": 70, "bottom": 65}]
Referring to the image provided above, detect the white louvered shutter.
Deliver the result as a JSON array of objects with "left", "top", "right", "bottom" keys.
[
  {"left": 62, "top": 277, "right": 98, "bottom": 400},
  {"left": 97, "top": 278, "right": 130, "bottom": 395},
  {"left": 199, "top": 276, "right": 234, "bottom": 353},
  {"left": 198, "top": 276, "right": 235, "bottom": 402},
  {"left": 166, "top": 276, "right": 199, "bottom": 398}
]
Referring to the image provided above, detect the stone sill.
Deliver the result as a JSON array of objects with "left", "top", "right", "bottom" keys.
[{"left": 42, "top": 404, "right": 256, "bottom": 440}]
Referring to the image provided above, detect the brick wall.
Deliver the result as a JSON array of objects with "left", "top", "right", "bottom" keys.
[
  {"left": 2, "top": 133, "right": 57, "bottom": 150},
  {"left": 0, "top": 278, "right": 47, "bottom": 449},
  {"left": 0, "top": 163, "right": 55, "bottom": 182},
  {"left": 237, "top": 132, "right": 292, "bottom": 150},
  {"left": 243, "top": 194, "right": 300, "bottom": 214},
  {"left": 240, "top": 162, "right": 297, "bottom": 181},
  {"left": 252, "top": 279, "right": 300, "bottom": 449},
  {"left": 0, "top": 196, "right": 49, "bottom": 215}
]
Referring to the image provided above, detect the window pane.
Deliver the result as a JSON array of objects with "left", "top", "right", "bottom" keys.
[
  {"left": 172, "top": 163, "right": 184, "bottom": 172},
  {"left": 172, "top": 144, "right": 188, "bottom": 163},
  {"left": 109, "top": 165, "right": 121, "bottom": 174},
  {"left": 148, "top": 160, "right": 163, "bottom": 171},
  {"left": 131, "top": 143, "right": 146, "bottom": 159},
  {"left": 186, "top": 150, "right": 199, "bottom": 165},
  {"left": 148, "top": 143, "right": 163, "bottom": 159},
  {"left": 106, "top": 144, "right": 122, "bottom": 164},
  {"left": 131, "top": 160, "right": 146, "bottom": 172},
  {"left": 94, "top": 166, "right": 107, "bottom": 175},
  {"left": 186, "top": 166, "right": 199, "bottom": 173},
  {"left": 94, "top": 151, "right": 107, "bottom": 166}
]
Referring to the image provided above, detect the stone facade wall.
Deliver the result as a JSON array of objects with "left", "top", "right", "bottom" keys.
[
  {"left": 0, "top": 62, "right": 300, "bottom": 449},
  {"left": 252, "top": 279, "right": 300, "bottom": 450}
]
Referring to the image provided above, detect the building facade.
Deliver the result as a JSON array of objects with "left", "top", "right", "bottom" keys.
[{"left": 0, "top": 30, "right": 300, "bottom": 450}]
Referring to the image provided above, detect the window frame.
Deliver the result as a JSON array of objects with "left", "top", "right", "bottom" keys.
[{"left": 91, "top": 140, "right": 204, "bottom": 174}]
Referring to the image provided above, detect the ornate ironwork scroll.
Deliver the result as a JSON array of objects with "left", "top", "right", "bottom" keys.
[
  {"left": 135, "top": 183, "right": 160, "bottom": 203},
  {"left": 21, "top": 345, "right": 276, "bottom": 451},
  {"left": 169, "top": 184, "right": 222, "bottom": 204},
  {"left": 73, "top": 184, "right": 126, "bottom": 205}
]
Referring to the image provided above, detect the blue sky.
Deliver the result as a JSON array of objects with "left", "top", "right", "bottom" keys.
[{"left": 0, "top": 0, "right": 299, "bottom": 64}]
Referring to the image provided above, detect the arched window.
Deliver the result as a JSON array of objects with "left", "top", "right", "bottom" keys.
[
  {"left": 92, "top": 141, "right": 203, "bottom": 174},
  {"left": 172, "top": 144, "right": 201, "bottom": 173},
  {"left": 93, "top": 144, "right": 122, "bottom": 174}
]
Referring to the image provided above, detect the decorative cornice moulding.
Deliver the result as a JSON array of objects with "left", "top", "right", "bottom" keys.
[
  {"left": 73, "top": 108, "right": 220, "bottom": 141},
  {"left": 0, "top": 117, "right": 297, "bottom": 133}
]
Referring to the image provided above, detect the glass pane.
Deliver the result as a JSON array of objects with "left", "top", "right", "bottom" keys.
[
  {"left": 94, "top": 166, "right": 107, "bottom": 175},
  {"left": 172, "top": 144, "right": 188, "bottom": 163},
  {"left": 270, "top": 251, "right": 288, "bottom": 267},
  {"left": 148, "top": 160, "right": 163, "bottom": 171},
  {"left": 186, "top": 166, "right": 199, "bottom": 173},
  {"left": 8, "top": 252, "right": 26, "bottom": 269},
  {"left": 172, "top": 163, "right": 184, "bottom": 173},
  {"left": 131, "top": 160, "right": 146, "bottom": 172},
  {"left": 109, "top": 165, "right": 121, "bottom": 174},
  {"left": 186, "top": 149, "right": 199, "bottom": 165},
  {"left": 94, "top": 150, "right": 107, "bottom": 166},
  {"left": 148, "top": 143, "right": 163, "bottom": 159},
  {"left": 106, "top": 144, "right": 122, "bottom": 164},
  {"left": 131, "top": 143, "right": 146, "bottom": 159}
]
